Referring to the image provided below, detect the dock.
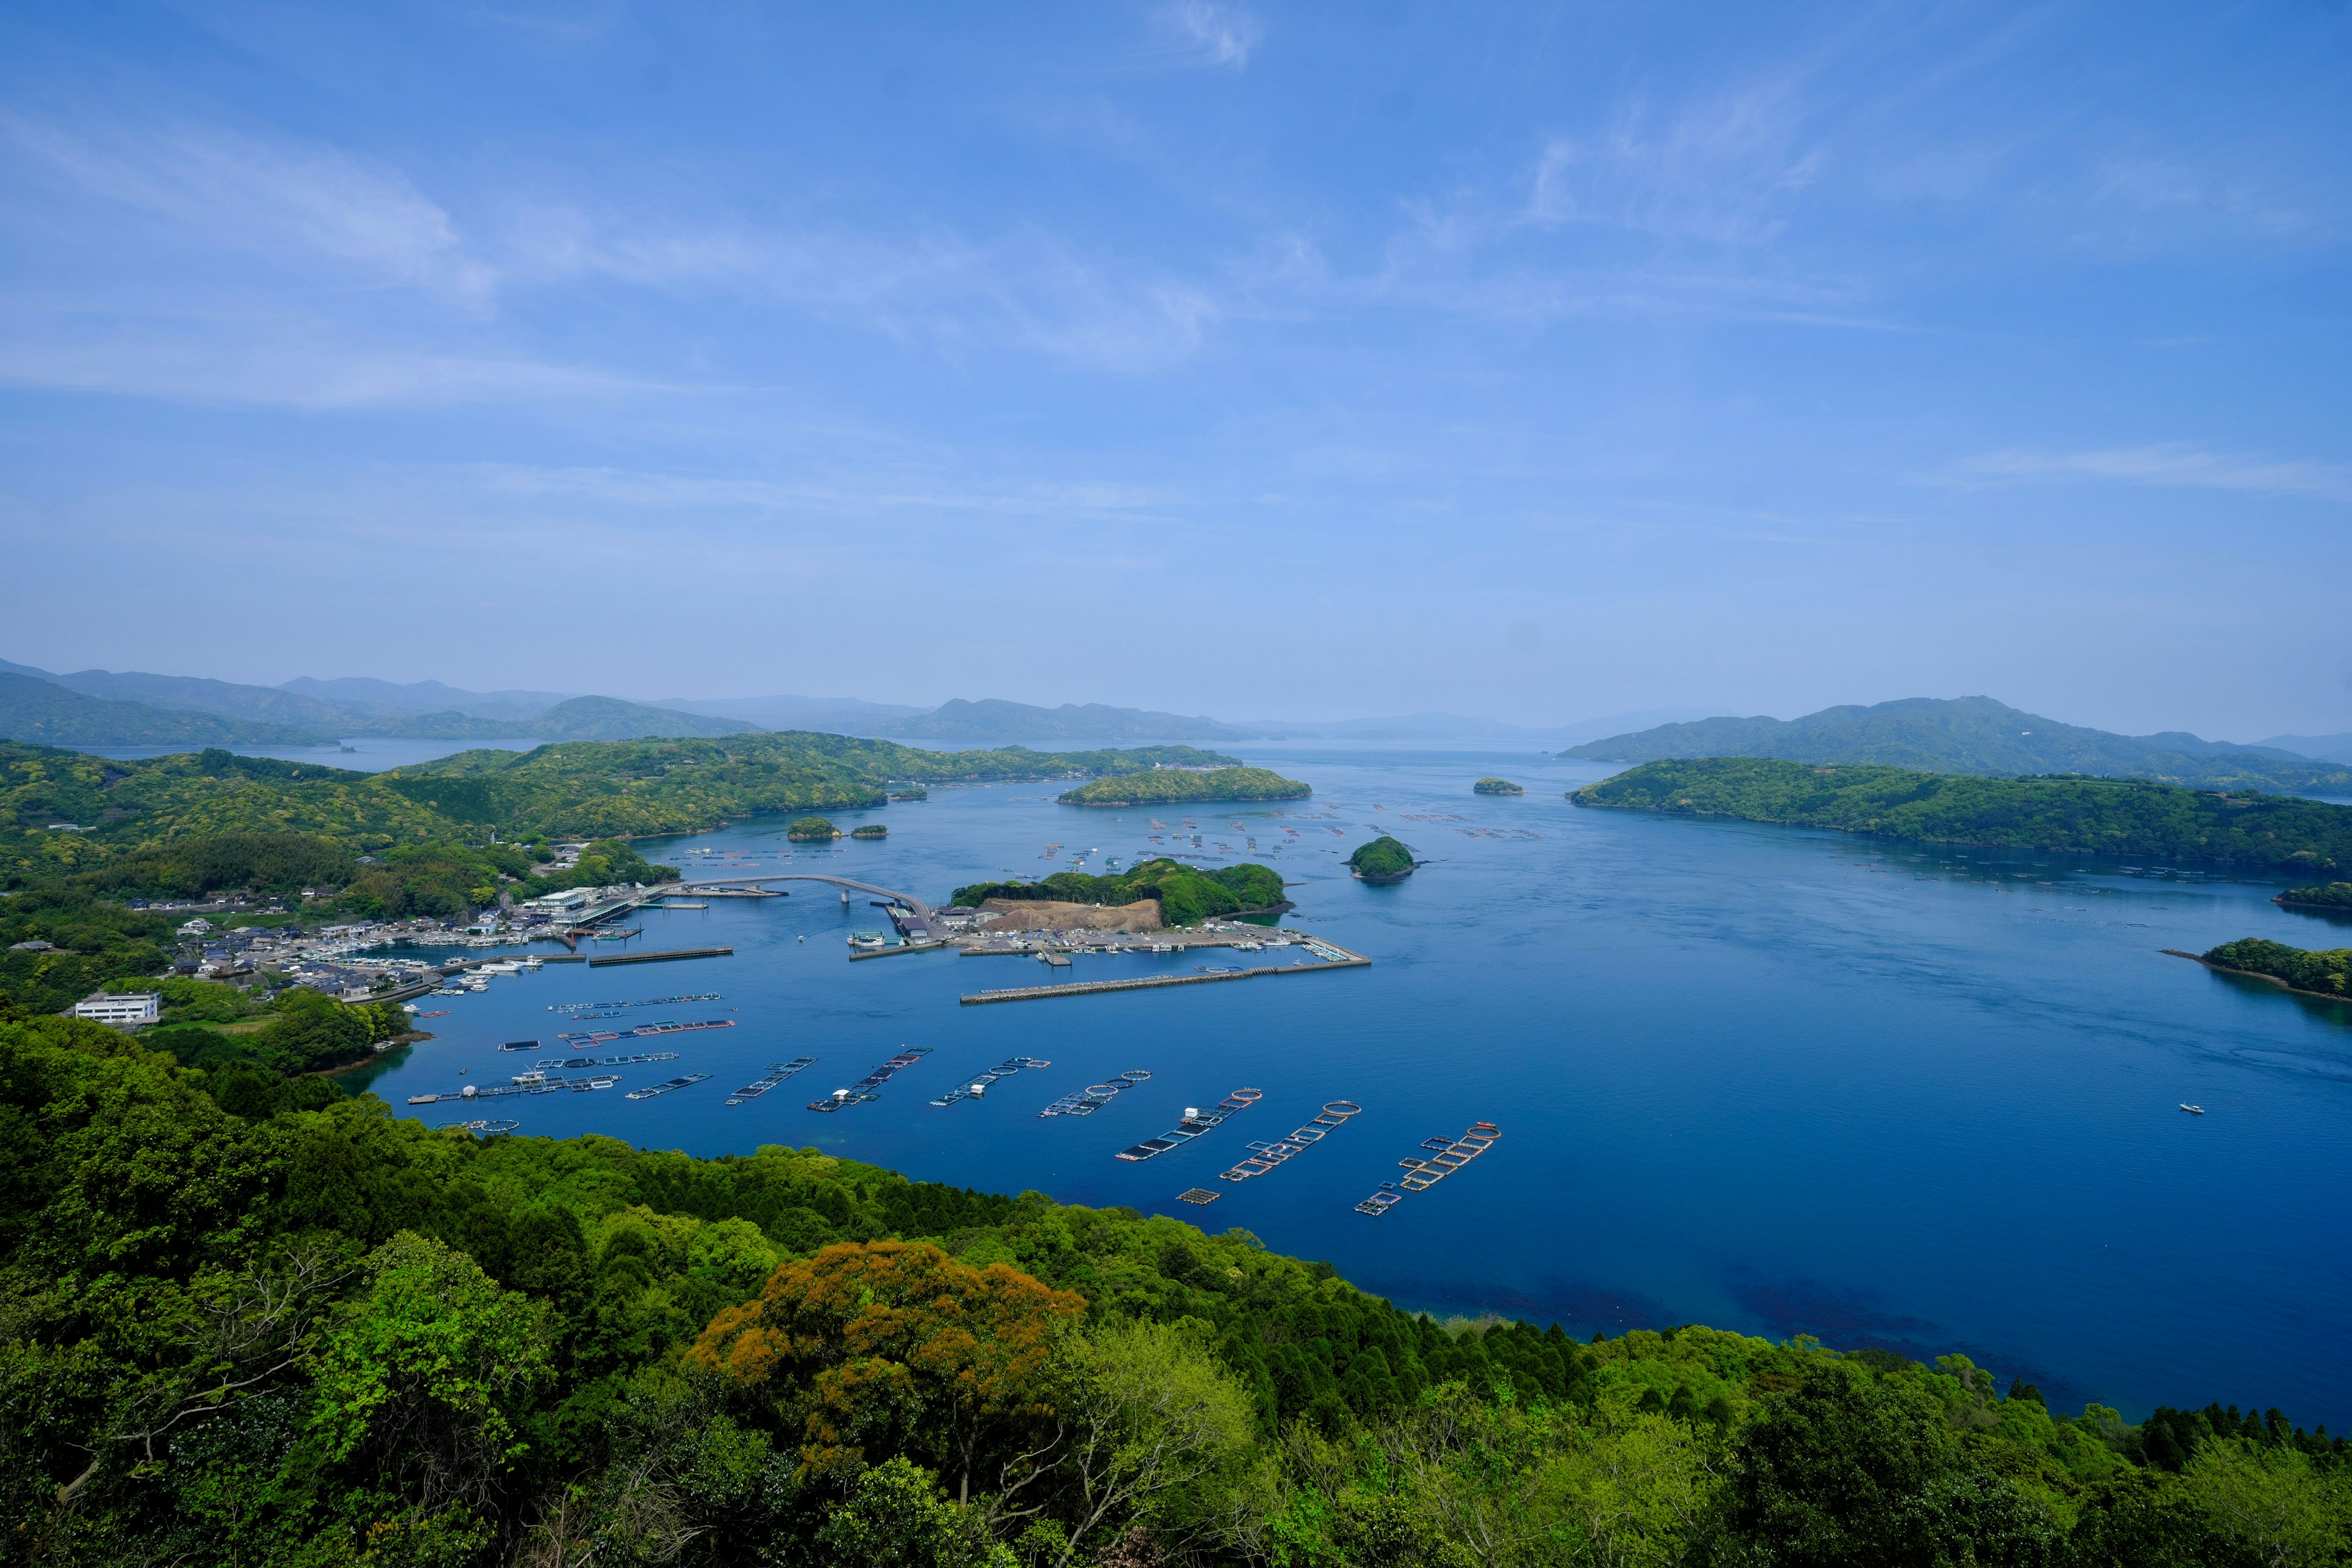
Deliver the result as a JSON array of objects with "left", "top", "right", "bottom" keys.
[
  {"left": 587, "top": 946, "right": 734, "bottom": 968},
  {"left": 847, "top": 941, "right": 948, "bottom": 962},
  {"left": 961, "top": 941, "right": 1369, "bottom": 1006}
]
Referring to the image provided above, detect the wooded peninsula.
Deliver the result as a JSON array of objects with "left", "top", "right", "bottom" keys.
[
  {"left": 1572, "top": 757, "right": 2352, "bottom": 871},
  {"left": 952, "top": 858, "right": 1284, "bottom": 925},
  {"left": 1055, "top": 766, "right": 1311, "bottom": 807}
]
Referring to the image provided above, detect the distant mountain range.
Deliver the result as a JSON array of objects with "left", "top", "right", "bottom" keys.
[
  {"left": 875, "top": 698, "right": 1257, "bottom": 743},
  {"left": 2260, "top": 732, "right": 2352, "bottom": 766},
  {"left": 0, "top": 673, "right": 331, "bottom": 747},
  {"left": 1562, "top": 697, "right": 2352, "bottom": 793}
]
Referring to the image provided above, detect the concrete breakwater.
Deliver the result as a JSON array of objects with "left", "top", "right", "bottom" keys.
[{"left": 960, "top": 935, "right": 1369, "bottom": 1005}]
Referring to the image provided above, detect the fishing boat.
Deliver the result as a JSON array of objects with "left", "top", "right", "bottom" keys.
[{"left": 2180, "top": 1103, "right": 2205, "bottom": 1115}]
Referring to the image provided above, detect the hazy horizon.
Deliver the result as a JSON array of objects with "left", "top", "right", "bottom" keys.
[{"left": 3, "top": 2, "right": 2348, "bottom": 739}]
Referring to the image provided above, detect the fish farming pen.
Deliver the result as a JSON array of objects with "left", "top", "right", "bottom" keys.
[
  {"left": 546, "top": 993, "right": 723, "bottom": 1012},
  {"left": 624, "top": 1072, "right": 714, "bottom": 1101},
  {"left": 407, "top": 1070, "right": 625, "bottom": 1106},
  {"left": 587, "top": 946, "right": 734, "bottom": 967},
  {"left": 1216, "top": 1101, "right": 1362, "bottom": 1184},
  {"left": 1115, "top": 1087, "right": 1262, "bottom": 1162},
  {"left": 960, "top": 944, "right": 1370, "bottom": 1006},
  {"left": 530, "top": 1051, "right": 679, "bottom": 1069},
  {"left": 554, "top": 1018, "right": 735, "bottom": 1046},
  {"left": 930, "top": 1055, "right": 1052, "bottom": 1107},
  {"left": 728, "top": 1057, "right": 819, "bottom": 1106},
  {"left": 1038, "top": 1069, "right": 1152, "bottom": 1118},
  {"left": 809, "top": 1046, "right": 933, "bottom": 1112},
  {"left": 1354, "top": 1120, "right": 1500, "bottom": 1216},
  {"left": 437, "top": 1118, "right": 521, "bottom": 1134}
]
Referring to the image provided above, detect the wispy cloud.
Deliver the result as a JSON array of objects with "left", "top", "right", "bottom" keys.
[
  {"left": 1525, "top": 75, "right": 1824, "bottom": 247},
  {"left": 1958, "top": 445, "right": 2352, "bottom": 505},
  {"left": 502, "top": 207, "right": 1219, "bottom": 371},
  {"left": 4, "top": 114, "right": 496, "bottom": 307},
  {"left": 0, "top": 313, "right": 637, "bottom": 407},
  {"left": 1154, "top": 1, "right": 1261, "bottom": 67},
  {"left": 470, "top": 462, "right": 1182, "bottom": 525}
]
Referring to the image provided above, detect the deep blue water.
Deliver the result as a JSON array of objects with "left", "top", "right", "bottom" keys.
[{"left": 354, "top": 744, "right": 2352, "bottom": 1428}]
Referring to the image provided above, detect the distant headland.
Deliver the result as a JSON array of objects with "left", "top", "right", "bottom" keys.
[{"left": 1058, "top": 766, "right": 1311, "bottom": 807}]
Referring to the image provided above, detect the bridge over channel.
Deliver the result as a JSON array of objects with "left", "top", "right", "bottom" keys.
[{"left": 669, "top": 874, "right": 933, "bottom": 922}]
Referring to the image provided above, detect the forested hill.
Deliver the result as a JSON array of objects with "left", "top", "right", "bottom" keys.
[
  {"left": 1574, "top": 757, "right": 2352, "bottom": 871},
  {"left": 1562, "top": 695, "right": 2352, "bottom": 793},
  {"left": 0, "top": 737, "right": 1238, "bottom": 887},
  {"left": 0, "top": 671, "right": 331, "bottom": 747},
  {"left": 2, "top": 1012, "right": 2342, "bottom": 1564}
]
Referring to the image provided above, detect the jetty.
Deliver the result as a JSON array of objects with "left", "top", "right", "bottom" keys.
[
  {"left": 587, "top": 946, "right": 733, "bottom": 968},
  {"left": 961, "top": 936, "right": 1368, "bottom": 1005}
]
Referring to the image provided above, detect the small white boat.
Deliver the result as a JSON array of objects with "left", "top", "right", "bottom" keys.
[{"left": 2180, "top": 1103, "right": 2204, "bottom": 1115}]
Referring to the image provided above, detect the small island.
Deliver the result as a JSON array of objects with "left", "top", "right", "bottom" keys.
[
  {"left": 1474, "top": 777, "right": 1525, "bottom": 795},
  {"left": 952, "top": 858, "right": 1285, "bottom": 926},
  {"left": 785, "top": 816, "right": 840, "bottom": 842},
  {"left": 1058, "top": 765, "right": 1311, "bottom": 808},
  {"left": 2276, "top": 881, "right": 2352, "bottom": 911},
  {"left": 1348, "top": 835, "right": 1418, "bottom": 884},
  {"left": 850, "top": 824, "right": 888, "bottom": 840},
  {"left": 2180, "top": 937, "right": 2350, "bottom": 1001}
]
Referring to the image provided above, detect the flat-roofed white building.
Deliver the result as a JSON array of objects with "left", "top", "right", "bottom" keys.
[{"left": 74, "top": 992, "right": 160, "bottom": 1026}]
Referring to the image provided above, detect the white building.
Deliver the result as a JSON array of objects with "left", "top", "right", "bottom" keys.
[
  {"left": 75, "top": 992, "right": 160, "bottom": 1027},
  {"left": 178, "top": 918, "right": 212, "bottom": 937}
]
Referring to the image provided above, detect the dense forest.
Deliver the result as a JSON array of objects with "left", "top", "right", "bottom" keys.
[
  {"left": 952, "top": 859, "right": 1286, "bottom": 927},
  {"left": 1057, "top": 768, "right": 1311, "bottom": 807},
  {"left": 1573, "top": 758, "right": 2352, "bottom": 872},
  {"left": 2277, "top": 881, "right": 2352, "bottom": 910},
  {"left": 1347, "top": 837, "right": 1416, "bottom": 881},
  {"left": 2, "top": 1012, "right": 2345, "bottom": 1566},
  {"left": 1, "top": 738, "right": 1238, "bottom": 887},
  {"left": 2202, "top": 937, "right": 2352, "bottom": 1000}
]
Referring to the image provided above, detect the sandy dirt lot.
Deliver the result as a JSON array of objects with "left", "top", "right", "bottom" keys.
[{"left": 979, "top": 899, "right": 1164, "bottom": 932}]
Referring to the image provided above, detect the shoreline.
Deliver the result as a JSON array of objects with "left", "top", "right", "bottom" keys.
[{"left": 2162, "top": 949, "right": 2352, "bottom": 1005}]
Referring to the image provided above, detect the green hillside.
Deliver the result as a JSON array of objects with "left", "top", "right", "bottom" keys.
[
  {"left": 1563, "top": 696, "right": 2352, "bottom": 793},
  {"left": 1572, "top": 756, "right": 2352, "bottom": 871},
  {"left": 0, "top": 673, "right": 330, "bottom": 747},
  {"left": 1058, "top": 764, "right": 1310, "bottom": 805},
  {"left": 1, "top": 1014, "right": 2342, "bottom": 1564},
  {"left": 1, "top": 737, "right": 1245, "bottom": 887},
  {"left": 952, "top": 856, "right": 1284, "bottom": 924}
]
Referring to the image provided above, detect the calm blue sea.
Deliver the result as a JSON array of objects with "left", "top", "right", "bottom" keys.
[{"left": 352, "top": 744, "right": 2352, "bottom": 1428}]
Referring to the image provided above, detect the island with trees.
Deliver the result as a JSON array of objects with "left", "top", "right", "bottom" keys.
[
  {"left": 2, "top": 1004, "right": 2345, "bottom": 1564},
  {"left": 2191, "top": 937, "right": 2351, "bottom": 1000},
  {"left": 952, "top": 856, "right": 1285, "bottom": 925},
  {"left": 1473, "top": 777, "right": 1525, "bottom": 794},
  {"left": 1057, "top": 764, "right": 1311, "bottom": 807},
  {"left": 850, "top": 823, "right": 887, "bottom": 840},
  {"left": 785, "top": 816, "right": 839, "bottom": 841},
  {"left": 1572, "top": 757, "right": 2352, "bottom": 871},
  {"left": 2276, "top": 881, "right": 2352, "bottom": 911},
  {"left": 1349, "top": 834, "right": 1419, "bottom": 883}
]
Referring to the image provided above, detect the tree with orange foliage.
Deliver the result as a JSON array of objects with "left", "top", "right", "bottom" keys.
[{"left": 690, "top": 1238, "right": 1085, "bottom": 1514}]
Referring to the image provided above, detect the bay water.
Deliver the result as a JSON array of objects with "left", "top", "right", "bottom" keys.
[{"left": 355, "top": 743, "right": 2352, "bottom": 1427}]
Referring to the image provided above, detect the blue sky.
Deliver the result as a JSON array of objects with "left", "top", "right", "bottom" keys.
[{"left": 1, "top": 1, "right": 2347, "bottom": 737}]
